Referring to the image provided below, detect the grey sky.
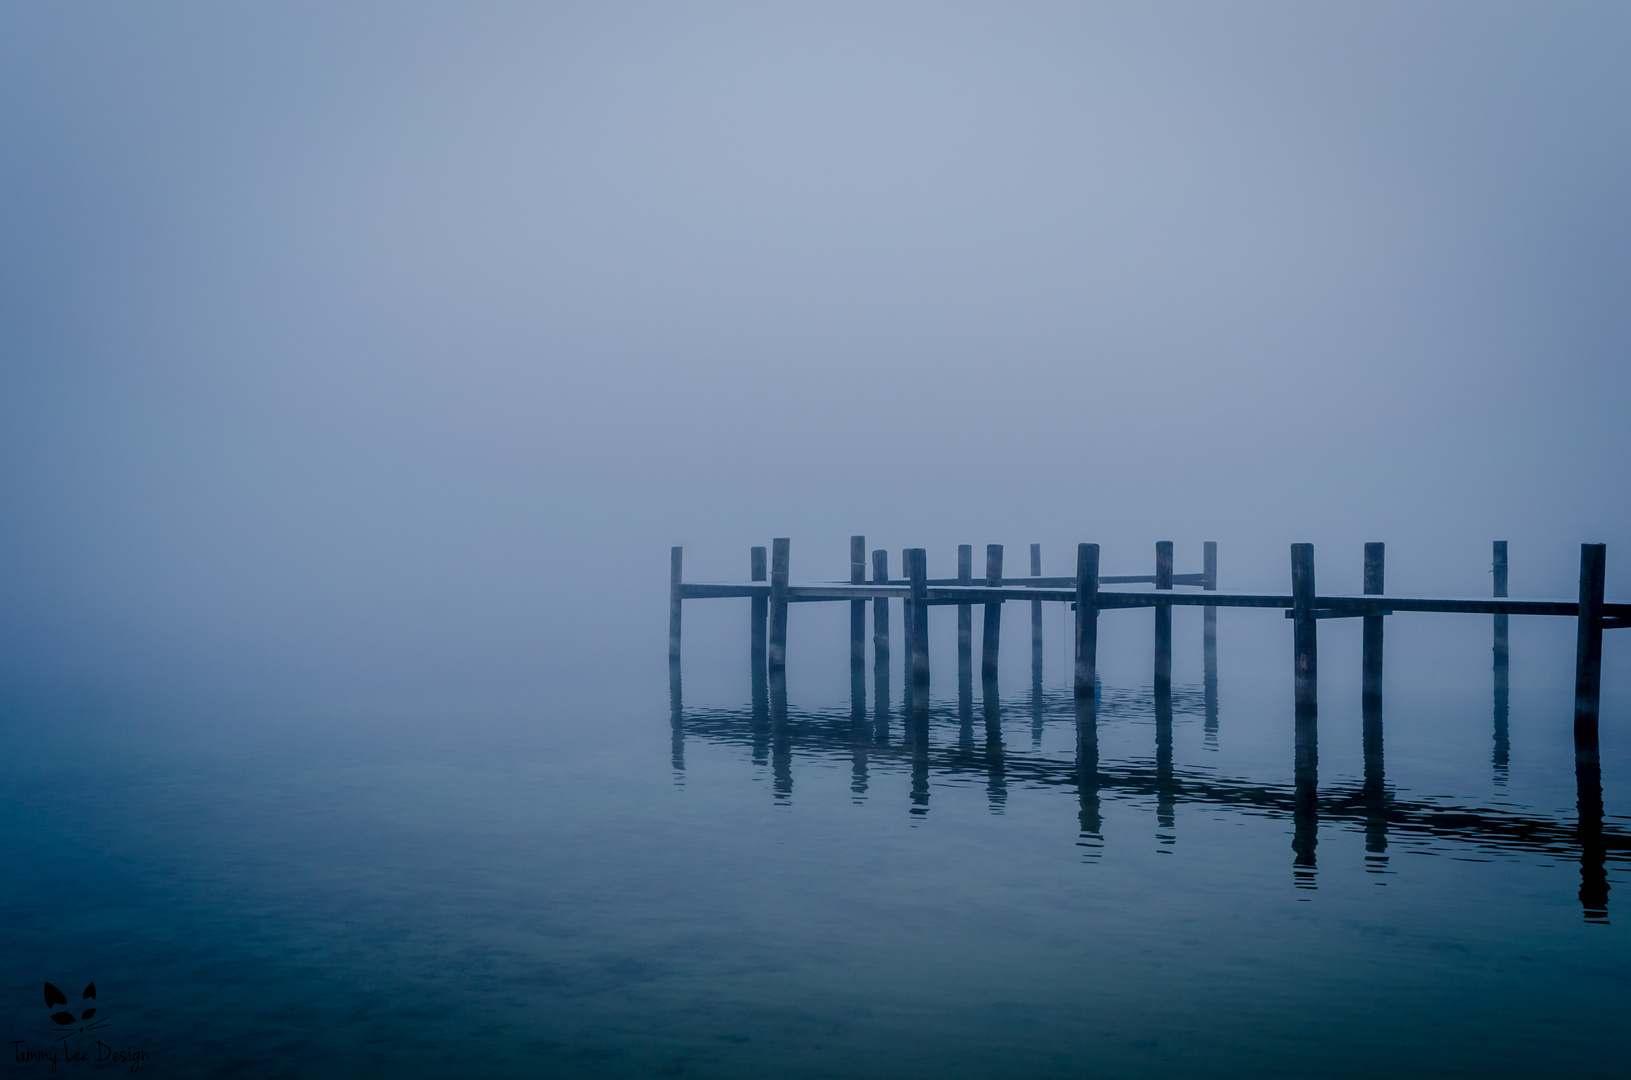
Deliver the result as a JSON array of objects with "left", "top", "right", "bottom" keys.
[{"left": 2, "top": 2, "right": 1627, "bottom": 700}]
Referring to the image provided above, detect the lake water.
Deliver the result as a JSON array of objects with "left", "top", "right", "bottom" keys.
[{"left": 3, "top": 598, "right": 1627, "bottom": 1077}]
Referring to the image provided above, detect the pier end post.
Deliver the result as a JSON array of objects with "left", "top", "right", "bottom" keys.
[
  {"left": 1291, "top": 543, "right": 1318, "bottom": 717},
  {"left": 1574, "top": 543, "right": 1606, "bottom": 733},
  {"left": 851, "top": 536, "right": 867, "bottom": 669},
  {"left": 1074, "top": 544, "right": 1100, "bottom": 698},
  {"left": 983, "top": 544, "right": 1003, "bottom": 678},
  {"left": 1362, "top": 542, "right": 1385, "bottom": 708},
  {"left": 908, "top": 548, "right": 930, "bottom": 688},
  {"left": 872, "top": 550, "right": 890, "bottom": 659},
  {"left": 769, "top": 538, "right": 790, "bottom": 671},
  {"left": 669, "top": 546, "right": 683, "bottom": 666},
  {"left": 1154, "top": 541, "right": 1173, "bottom": 693}
]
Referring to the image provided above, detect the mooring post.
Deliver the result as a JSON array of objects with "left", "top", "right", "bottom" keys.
[
  {"left": 1030, "top": 543, "right": 1043, "bottom": 675},
  {"left": 1154, "top": 541, "right": 1173, "bottom": 694},
  {"left": 1362, "top": 543, "right": 1385, "bottom": 708},
  {"left": 957, "top": 544, "right": 973, "bottom": 688},
  {"left": 669, "top": 546, "right": 683, "bottom": 666},
  {"left": 1074, "top": 543, "right": 1100, "bottom": 698},
  {"left": 908, "top": 548, "right": 930, "bottom": 688},
  {"left": 769, "top": 538, "right": 790, "bottom": 672},
  {"left": 1574, "top": 543, "right": 1606, "bottom": 733},
  {"left": 750, "top": 545, "right": 768, "bottom": 673},
  {"left": 902, "top": 547, "right": 914, "bottom": 691},
  {"left": 983, "top": 544, "right": 1003, "bottom": 679},
  {"left": 872, "top": 550, "right": 890, "bottom": 661},
  {"left": 1291, "top": 543, "right": 1317, "bottom": 716},
  {"left": 851, "top": 535, "right": 867, "bottom": 669},
  {"left": 1492, "top": 540, "right": 1509, "bottom": 780},
  {"left": 1203, "top": 541, "right": 1218, "bottom": 745}
]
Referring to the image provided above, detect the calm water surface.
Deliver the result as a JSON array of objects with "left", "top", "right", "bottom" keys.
[{"left": 3, "top": 603, "right": 1627, "bottom": 1077}]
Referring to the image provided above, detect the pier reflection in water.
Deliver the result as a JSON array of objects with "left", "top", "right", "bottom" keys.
[{"left": 669, "top": 640, "right": 1625, "bottom": 923}]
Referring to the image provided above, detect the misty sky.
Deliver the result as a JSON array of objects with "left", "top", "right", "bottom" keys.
[{"left": 3, "top": 2, "right": 1628, "bottom": 702}]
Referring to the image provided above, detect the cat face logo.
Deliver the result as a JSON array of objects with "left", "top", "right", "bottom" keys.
[{"left": 44, "top": 982, "right": 106, "bottom": 1035}]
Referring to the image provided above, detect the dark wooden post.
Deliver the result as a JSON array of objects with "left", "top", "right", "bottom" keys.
[
  {"left": 768, "top": 538, "right": 790, "bottom": 672},
  {"left": 851, "top": 535, "right": 867, "bottom": 669},
  {"left": 669, "top": 546, "right": 683, "bottom": 665},
  {"left": 1203, "top": 541, "right": 1218, "bottom": 746},
  {"left": 750, "top": 545, "right": 768, "bottom": 673},
  {"left": 1154, "top": 541, "right": 1173, "bottom": 694},
  {"left": 901, "top": 547, "right": 914, "bottom": 690},
  {"left": 1361, "top": 543, "right": 1384, "bottom": 708},
  {"left": 1492, "top": 540, "right": 1509, "bottom": 780},
  {"left": 1574, "top": 543, "right": 1606, "bottom": 733},
  {"left": 871, "top": 550, "right": 890, "bottom": 661},
  {"left": 982, "top": 544, "right": 1003, "bottom": 679},
  {"left": 908, "top": 548, "right": 930, "bottom": 688},
  {"left": 1291, "top": 543, "right": 1317, "bottom": 716},
  {"left": 1030, "top": 543, "right": 1043, "bottom": 676},
  {"left": 957, "top": 544, "right": 973, "bottom": 690},
  {"left": 1074, "top": 543, "right": 1099, "bottom": 698}
]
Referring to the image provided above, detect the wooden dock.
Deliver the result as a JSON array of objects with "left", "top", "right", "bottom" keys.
[{"left": 670, "top": 538, "right": 1625, "bottom": 732}]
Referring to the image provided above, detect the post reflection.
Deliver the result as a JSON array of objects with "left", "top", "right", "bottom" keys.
[
  {"left": 1203, "top": 605, "right": 1219, "bottom": 751},
  {"left": 1292, "top": 709, "right": 1318, "bottom": 891},
  {"left": 1075, "top": 695, "right": 1102, "bottom": 858},
  {"left": 1361, "top": 688, "right": 1388, "bottom": 874},
  {"left": 1575, "top": 729, "right": 1609, "bottom": 923},
  {"left": 850, "top": 665, "right": 869, "bottom": 801},
  {"left": 669, "top": 660, "right": 685, "bottom": 777},
  {"left": 770, "top": 668, "right": 792, "bottom": 803},
  {"left": 1155, "top": 683, "right": 1175, "bottom": 850},
  {"left": 908, "top": 692, "right": 930, "bottom": 818},
  {"left": 1493, "top": 614, "right": 1510, "bottom": 783},
  {"left": 983, "top": 674, "right": 1006, "bottom": 814}
]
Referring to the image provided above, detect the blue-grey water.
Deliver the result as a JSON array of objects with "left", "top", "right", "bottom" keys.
[{"left": 3, "top": 598, "right": 1627, "bottom": 1077}]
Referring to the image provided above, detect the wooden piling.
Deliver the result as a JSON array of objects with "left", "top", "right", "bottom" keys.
[
  {"left": 1203, "top": 541, "right": 1218, "bottom": 744},
  {"left": 669, "top": 546, "right": 683, "bottom": 666},
  {"left": 908, "top": 548, "right": 930, "bottom": 687},
  {"left": 769, "top": 538, "right": 790, "bottom": 671},
  {"left": 750, "top": 545, "right": 768, "bottom": 672},
  {"left": 1492, "top": 541, "right": 1509, "bottom": 779},
  {"left": 901, "top": 547, "right": 914, "bottom": 690},
  {"left": 851, "top": 535, "right": 867, "bottom": 668},
  {"left": 1030, "top": 543, "right": 1043, "bottom": 675},
  {"left": 1154, "top": 541, "right": 1173, "bottom": 693},
  {"left": 1574, "top": 543, "right": 1606, "bottom": 732},
  {"left": 872, "top": 550, "right": 890, "bottom": 659},
  {"left": 1074, "top": 543, "right": 1100, "bottom": 698},
  {"left": 958, "top": 544, "right": 974, "bottom": 688},
  {"left": 1362, "top": 543, "right": 1384, "bottom": 708},
  {"left": 983, "top": 544, "right": 1003, "bottom": 678},
  {"left": 1291, "top": 543, "right": 1317, "bottom": 716}
]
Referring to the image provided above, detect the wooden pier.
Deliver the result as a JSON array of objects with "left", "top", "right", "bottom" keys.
[
  {"left": 667, "top": 538, "right": 1624, "bottom": 920},
  {"left": 671, "top": 538, "right": 1625, "bottom": 731}
]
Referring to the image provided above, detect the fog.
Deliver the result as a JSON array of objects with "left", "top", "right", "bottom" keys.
[{"left": 3, "top": 2, "right": 1628, "bottom": 706}]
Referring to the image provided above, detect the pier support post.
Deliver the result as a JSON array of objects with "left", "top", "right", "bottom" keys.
[
  {"left": 1362, "top": 543, "right": 1385, "bottom": 709},
  {"left": 958, "top": 545, "right": 974, "bottom": 691},
  {"left": 1291, "top": 543, "right": 1317, "bottom": 717},
  {"left": 669, "top": 546, "right": 683, "bottom": 666},
  {"left": 872, "top": 550, "right": 890, "bottom": 661},
  {"left": 1493, "top": 540, "right": 1509, "bottom": 779},
  {"left": 1203, "top": 541, "right": 1218, "bottom": 746},
  {"left": 983, "top": 544, "right": 1003, "bottom": 679},
  {"left": 1030, "top": 543, "right": 1044, "bottom": 677},
  {"left": 908, "top": 548, "right": 930, "bottom": 689},
  {"left": 751, "top": 546, "right": 768, "bottom": 674},
  {"left": 1074, "top": 543, "right": 1100, "bottom": 699},
  {"left": 1154, "top": 541, "right": 1173, "bottom": 694},
  {"left": 851, "top": 536, "right": 867, "bottom": 669},
  {"left": 769, "top": 538, "right": 790, "bottom": 672},
  {"left": 1574, "top": 543, "right": 1606, "bottom": 733},
  {"left": 901, "top": 548, "right": 913, "bottom": 690}
]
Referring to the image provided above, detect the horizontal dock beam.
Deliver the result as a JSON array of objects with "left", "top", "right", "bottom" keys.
[{"left": 678, "top": 581, "right": 1631, "bottom": 620}]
